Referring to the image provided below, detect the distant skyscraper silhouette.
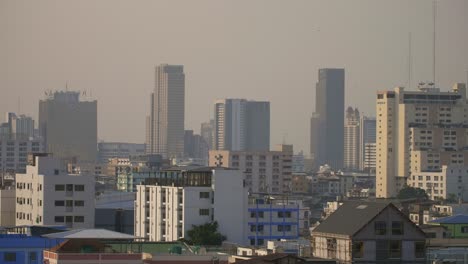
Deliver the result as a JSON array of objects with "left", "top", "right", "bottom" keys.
[
  {"left": 214, "top": 99, "right": 270, "bottom": 151},
  {"left": 146, "top": 64, "right": 185, "bottom": 158},
  {"left": 310, "top": 68, "right": 345, "bottom": 169},
  {"left": 39, "top": 91, "right": 97, "bottom": 162}
]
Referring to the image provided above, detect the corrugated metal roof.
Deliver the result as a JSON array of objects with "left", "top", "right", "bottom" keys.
[
  {"left": 43, "top": 229, "right": 137, "bottom": 239},
  {"left": 430, "top": 214, "right": 468, "bottom": 224}
]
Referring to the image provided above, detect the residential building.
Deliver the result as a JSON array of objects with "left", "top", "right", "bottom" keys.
[
  {"left": 209, "top": 144, "right": 293, "bottom": 194},
  {"left": 39, "top": 91, "right": 97, "bottom": 162},
  {"left": 376, "top": 83, "right": 468, "bottom": 198},
  {"left": 0, "top": 137, "right": 43, "bottom": 173},
  {"left": 312, "top": 201, "right": 426, "bottom": 263},
  {"left": 97, "top": 142, "right": 145, "bottom": 163},
  {"left": 15, "top": 154, "right": 95, "bottom": 228},
  {"left": 292, "top": 152, "right": 305, "bottom": 173},
  {"left": 247, "top": 195, "right": 310, "bottom": 246},
  {"left": 429, "top": 214, "right": 468, "bottom": 239},
  {"left": 311, "top": 166, "right": 354, "bottom": 198},
  {"left": 135, "top": 166, "right": 247, "bottom": 244},
  {"left": 146, "top": 64, "right": 185, "bottom": 159},
  {"left": 344, "top": 107, "right": 360, "bottom": 171},
  {"left": 214, "top": 99, "right": 270, "bottom": 151},
  {"left": 291, "top": 173, "right": 310, "bottom": 194},
  {"left": 310, "top": 68, "right": 345, "bottom": 170},
  {"left": 359, "top": 117, "right": 376, "bottom": 172}
]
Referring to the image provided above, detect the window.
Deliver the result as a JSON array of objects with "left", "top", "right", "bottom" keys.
[
  {"left": 54, "top": 200, "right": 65, "bottom": 206},
  {"left": 461, "top": 226, "right": 468, "bottom": 233},
  {"left": 415, "top": 241, "right": 425, "bottom": 258},
  {"left": 389, "top": 241, "right": 401, "bottom": 259},
  {"left": 392, "top": 221, "right": 404, "bottom": 235},
  {"left": 55, "top": 216, "right": 65, "bottom": 223},
  {"left": 74, "top": 185, "right": 85, "bottom": 191},
  {"left": 199, "top": 209, "right": 210, "bottom": 216},
  {"left": 4, "top": 252, "right": 16, "bottom": 262},
  {"left": 74, "top": 216, "right": 84, "bottom": 223},
  {"left": 55, "top": 184, "right": 65, "bottom": 191},
  {"left": 375, "top": 221, "right": 386, "bottom": 235},
  {"left": 251, "top": 211, "right": 264, "bottom": 218},
  {"left": 66, "top": 200, "right": 73, "bottom": 207},
  {"left": 199, "top": 192, "right": 210, "bottom": 199},
  {"left": 352, "top": 242, "right": 364, "bottom": 258},
  {"left": 74, "top": 200, "right": 84, "bottom": 207},
  {"left": 29, "top": 252, "right": 37, "bottom": 261}
]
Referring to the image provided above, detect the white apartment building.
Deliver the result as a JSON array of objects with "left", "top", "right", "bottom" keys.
[
  {"left": 209, "top": 144, "right": 293, "bottom": 194},
  {"left": 15, "top": 154, "right": 95, "bottom": 228},
  {"left": 135, "top": 166, "right": 247, "bottom": 244},
  {"left": 0, "top": 137, "right": 43, "bottom": 173},
  {"left": 376, "top": 83, "right": 468, "bottom": 198}
]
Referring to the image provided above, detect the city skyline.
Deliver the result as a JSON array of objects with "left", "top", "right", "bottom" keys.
[{"left": 1, "top": 0, "right": 468, "bottom": 153}]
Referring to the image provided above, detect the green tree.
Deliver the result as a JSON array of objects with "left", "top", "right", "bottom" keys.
[
  {"left": 397, "top": 187, "right": 428, "bottom": 200},
  {"left": 445, "top": 193, "right": 458, "bottom": 203},
  {"left": 186, "top": 221, "right": 226, "bottom": 245}
]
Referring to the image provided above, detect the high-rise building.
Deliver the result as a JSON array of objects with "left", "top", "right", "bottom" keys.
[
  {"left": 183, "top": 130, "right": 209, "bottom": 163},
  {"left": 344, "top": 107, "right": 360, "bottom": 171},
  {"left": 200, "top": 120, "right": 215, "bottom": 150},
  {"left": 39, "top": 91, "right": 97, "bottom": 162},
  {"left": 1, "top": 112, "right": 35, "bottom": 140},
  {"left": 209, "top": 144, "right": 293, "bottom": 194},
  {"left": 310, "top": 69, "right": 345, "bottom": 169},
  {"left": 376, "top": 83, "right": 468, "bottom": 198},
  {"left": 15, "top": 154, "right": 95, "bottom": 228},
  {"left": 0, "top": 138, "right": 43, "bottom": 173},
  {"left": 214, "top": 99, "right": 269, "bottom": 151},
  {"left": 360, "top": 116, "right": 376, "bottom": 172},
  {"left": 146, "top": 64, "right": 185, "bottom": 159}
]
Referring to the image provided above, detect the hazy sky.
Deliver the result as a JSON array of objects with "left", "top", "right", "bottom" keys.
[{"left": 1, "top": 0, "right": 467, "bottom": 153}]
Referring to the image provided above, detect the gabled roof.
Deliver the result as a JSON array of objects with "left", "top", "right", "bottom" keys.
[
  {"left": 238, "top": 253, "right": 306, "bottom": 264},
  {"left": 430, "top": 214, "right": 468, "bottom": 224},
  {"left": 42, "top": 229, "right": 137, "bottom": 239},
  {"left": 312, "top": 201, "right": 391, "bottom": 236}
]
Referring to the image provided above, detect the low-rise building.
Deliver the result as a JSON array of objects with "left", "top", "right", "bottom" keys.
[
  {"left": 429, "top": 214, "right": 468, "bottom": 239},
  {"left": 15, "top": 154, "right": 95, "bottom": 229},
  {"left": 97, "top": 142, "right": 145, "bottom": 163},
  {"left": 312, "top": 201, "right": 426, "bottom": 263},
  {"left": 0, "top": 186, "right": 15, "bottom": 226},
  {"left": 247, "top": 195, "right": 310, "bottom": 246}
]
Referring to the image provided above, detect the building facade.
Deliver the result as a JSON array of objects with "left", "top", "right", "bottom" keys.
[
  {"left": 344, "top": 107, "right": 360, "bottom": 171},
  {"left": 376, "top": 83, "right": 468, "bottom": 198},
  {"left": 247, "top": 195, "right": 310, "bottom": 246},
  {"left": 0, "top": 138, "right": 43, "bottom": 173},
  {"left": 214, "top": 99, "right": 270, "bottom": 151},
  {"left": 15, "top": 155, "right": 95, "bottom": 228},
  {"left": 209, "top": 145, "right": 293, "bottom": 194},
  {"left": 359, "top": 116, "right": 376, "bottom": 172},
  {"left": 146, "top": 64, "right": 185, "bottom": 159},
  {"left": 135, "top": 167, "right": 247, "bottom": 244},
  {"left": 39, "top": 91, "right": 97, "bottom": 162},
  {"left": 310, "top": 68, "right": 345, "bottom": 170},
  {"left": 97, "top": 142, "right": 145, "bottom": 163}
]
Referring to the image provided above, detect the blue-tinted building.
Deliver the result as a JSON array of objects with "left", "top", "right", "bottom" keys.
[{"left": 247, "top": 196, "right": 310, "bottom": 246}]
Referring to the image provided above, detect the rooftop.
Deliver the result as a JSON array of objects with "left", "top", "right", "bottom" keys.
[
  {"left": 430, "top": 214, "right": 468, "bottom": 224},
  {"left": 43, "top": 229, "right": 137, "bottom": 239}
]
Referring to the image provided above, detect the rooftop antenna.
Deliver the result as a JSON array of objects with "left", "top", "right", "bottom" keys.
[
  {"left": 66, "top": 81, "right": 69, "bottom": 91},
  {"left": 17, "top": 97, "right": 21, "bottom": 114},
  {"left": 282, "top": 133, "right": 287, "bottom": 144},
  {"left": 408, "top": 32, "right": 412, "bottom": 89},
  {"left": 432, "top": 0, "right": 437, "bottom": 85}
]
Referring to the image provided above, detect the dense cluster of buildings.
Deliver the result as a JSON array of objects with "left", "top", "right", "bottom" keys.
[{"left": 2, "top": 63, "right": 468, "bottom": 263}]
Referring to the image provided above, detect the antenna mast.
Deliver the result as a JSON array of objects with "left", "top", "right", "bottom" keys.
[
  {"left": 408, "top": 32, "right": 412, "bottom": 89},
  {"left": 433, "top": 1, "right": 437, "bottom": 85}
]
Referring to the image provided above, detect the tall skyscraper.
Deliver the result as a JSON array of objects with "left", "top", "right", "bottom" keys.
[
  {"left": 200, "top": 120, "right": 215, "bottom": 150},
  {"left": 344, "top": 107, "right": 360, "bottom": 171},
  {"left": 360, "top": 116, "right": 376, "bottom": 172},
  {"left": 376, "top": 83, "right": 468, "bottom": 198},
  {"left": 39, "top": 91, "right": 97, "bottom": 162},
  {"left": 214, "top": 99, "right": 270, "bottom": 151},
  {"left": 146, "top": 64, "right": 185, "bottom": 159},
  {"left": 310, "top": 68, "right": 345, "bottom": 169}
]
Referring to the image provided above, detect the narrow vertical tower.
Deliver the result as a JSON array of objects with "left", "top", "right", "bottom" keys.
[{"left": 146, "top": 64, "right": 185, "bottom": 159}]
